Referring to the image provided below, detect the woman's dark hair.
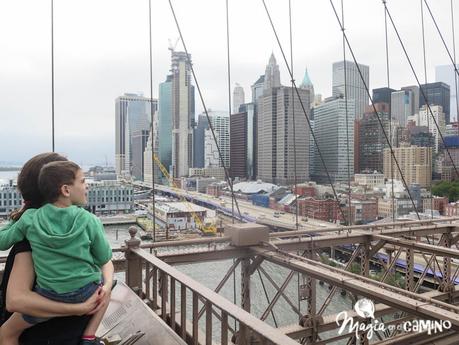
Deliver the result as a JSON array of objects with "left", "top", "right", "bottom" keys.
[
  {"left": 10, "top": 152, "right": 67, "bottom": 221},
  {"left": 38, "top": 161, "right": 81, "bottom": 203}
]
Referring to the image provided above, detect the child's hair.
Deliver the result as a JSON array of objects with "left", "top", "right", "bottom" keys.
[
  {"left": 38, "top": 161, "right": 81, "bottom": 203},
  {"left": 10, "top": 152, "right": 68, "bottom": 221}
]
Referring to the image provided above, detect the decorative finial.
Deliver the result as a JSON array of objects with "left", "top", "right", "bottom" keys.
[{"left": 128, "top": 226, "right": 138, "bottom": 239}]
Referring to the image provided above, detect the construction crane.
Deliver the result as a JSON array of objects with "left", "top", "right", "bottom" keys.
[
  {"left": 168, "top": 37, "right": 180, "bottom": 52},
  {"left": 153, "top": 154, "right": 217, "bottom": 236}
]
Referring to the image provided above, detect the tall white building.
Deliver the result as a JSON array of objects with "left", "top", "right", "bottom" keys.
[
  {"left": 418, "top": 104, "right": 446, "bottom": 153},
  {"left": 115, "top": 93, "right": 157, "bottom": 179},
  {"left": 233, "top": 83, "right": 245, "bottom": 114},
  {"left": 257, "top": 86, "right": 310, "bottom": 185},
  {"left": 171, "top": 51, "right": 195, "bottom": 178},
  {"left": 204, "top": 114, "right": 230, "bottom": 169},
  {"left": 312, "top": 96, "right": 355, "bottom": 183},
  {"left": 436, "top": 64, "right": 459, "bottom": 122},
  {"left": 332, "top": 60, "right": 369, "bottom": 120},
  {"left": 143, "top": 119, "right": 161, "bottom": 186}
]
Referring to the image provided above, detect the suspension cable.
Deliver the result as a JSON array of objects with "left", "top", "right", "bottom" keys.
[
  {"left": 451, "top": 0, "right": 459, "bottom": 136},
  {"left": 261, "top": 0, "right": 348, "bottom": 223},
  {"left": 383, "top": 0, "right": 395, "bottom": 222},
  {"left": 384, "top": 2, "right": 459, "bottom": 180},
  {"left": 341, "top": 0, "right": 352, "bottom": 226},
  {"left": 51, "top": 0, "right": 55, "bottom": 152},
  {"left": 420, "top": 0, "right": 434, "bottom": 219},
  {"left": 288, "top": 0, "right": 299, "bottom": 230},
  {"left": 225, "top": 0, "right": 235, "bottom": 224},
  {"left": 328, "top": 0, "right": 421, "bottom": 220},
  {"left": 167, "top": 0, "right": 243, "bottom": 221},
  {"left": 148, "top": 0, "right": 157, "bottom": 241}
]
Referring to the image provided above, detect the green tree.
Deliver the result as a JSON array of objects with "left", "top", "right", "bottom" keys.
[{"left": 432, "top": 180, "right": 459, "bottom": 202}]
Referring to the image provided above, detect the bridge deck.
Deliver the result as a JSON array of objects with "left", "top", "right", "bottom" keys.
[{"left": 99, "top": 281, "right": 186, "bottom": 345}]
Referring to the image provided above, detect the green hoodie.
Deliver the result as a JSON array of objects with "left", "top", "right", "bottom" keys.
[{"left": 0, "top": 204, "right": 112, "bottom": 294}]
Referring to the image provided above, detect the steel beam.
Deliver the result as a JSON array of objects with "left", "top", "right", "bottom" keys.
[
  {"left": 406, "top": 247, "right": 414, "bottom": 292},
  {"left": 251, "top": 247, "right": 459, "bottom": 327},
  {"left": 280, "top": 287, "right": 459, "bottom": 339},
  {"left": 373, "top": 234, "right": 459, "bottom": 260},
  {"left": 441, "top": 232, "right": 453, "bottom": 294}
]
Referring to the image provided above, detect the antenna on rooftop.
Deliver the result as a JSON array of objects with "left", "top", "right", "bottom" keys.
[{"left": 168, "top": 37, "right": 180, "bottom": 52}]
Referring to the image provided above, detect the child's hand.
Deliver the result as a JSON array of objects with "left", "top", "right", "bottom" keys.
[
  {"left": 88, "top": 282, "right": 112, "bottom": 315},
  {"left": 80, "top": 287, "right": 103, "bottom": 315}
]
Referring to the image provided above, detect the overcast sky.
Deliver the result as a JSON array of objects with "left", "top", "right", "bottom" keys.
[{"left": 0, "top": 0, "right": 457, "bottom": 166}]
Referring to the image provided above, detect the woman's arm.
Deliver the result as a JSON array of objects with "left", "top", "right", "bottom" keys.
[{"left": 6, "top": 252, "right": 101, "bottom": 317}]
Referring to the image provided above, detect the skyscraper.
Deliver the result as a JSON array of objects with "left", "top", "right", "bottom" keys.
[
  {"left": 391, "top": 88, "right": 416, "bottom": 127},
  {"left": 332, "top": 60, "right": 369, "bottom": 120},
  {"left": 299, "top": 68, "right": 315, "bottom": 108},
  {"left": 143, "top": 126, "right": 161, "bottom": 186},
  {"left": 131, "top": 129, "right": 150, "bottom": 181},
  {"left": 230, "top": 103, "right": 256, "bottom": 180},
  {"left": 171, "top": 51, "right": 195, "bottom": 178},
  {"left": 419, "top": 82, "right": 450, "bottom": 124},
  {"left": 358, "top": 103, "right": 390, "bottom": 173},
  {"left": 372, "top": 87, "right": 395, "bottom": 106},
  {"left": 251, "top": 75, "right": 265, "bottom": 103},
  {"left": 115, "top": 93, "right": 157, "bottom": 179},
  {"left": 204, "top": 113, "right": 230, "bottom": 169},
  {"left": 233, "top": 83, "right": 245, "bottom": 114},
  {"left": 158, "top": 75, "right": 173, "bottom": 173},
  {"left": 257, "top": 85, "right": 310, "bottom": 185},
  {"left": 263, "top": 53, "right": 281, "bottom": 90},
  {"left": 383, "top": 144, "right": 432, "bottom": 188},
  {"left": 418, "top": 104, "right": 446, "bottom": 153},
  {"left": 193, "top": 114, "right": 209, "bottom": 168},
  {"left": 258, "top": 54, "right": 309, "bottom": 185},
  {"left": 436, "top": 64, "right": 459, "bottom": 122},
  {"left": 312, "top": 96, "right": 355, "bottom": 183}
]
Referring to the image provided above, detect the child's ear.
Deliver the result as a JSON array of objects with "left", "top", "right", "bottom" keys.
[{"left": 61, "top": 184, "right": 71, "bottom": 197}]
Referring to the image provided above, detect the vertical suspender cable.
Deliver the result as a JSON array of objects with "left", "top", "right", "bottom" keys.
[
  {"left": 225, "top": 1, "right": 237, "bottom": 329},
  {"left": 51, "top": 0, "right": 55, "bottom": 152},
  {"left": 383, "top": 0, "right": 395, "bottom": 223},
  {"left": 287, "top": 0, "right": 301, "bottom": 317},
  {"left": 225, "top": 0, "right": 234, "bottom": 224},
  {"left": 288, "top": 0, "right": 299, "bottom": 230},
  {"left": 451, "top": 0, "right": 459, "bottom": 137},
  {"left": 148, "top": 0, "right": 157, "bottom": 241},
  {"left": 341, "top": 0, "right": 352, "bottom": 226},
  {"left": 420, "top": 0, "right": 434, "bottom": 219}
]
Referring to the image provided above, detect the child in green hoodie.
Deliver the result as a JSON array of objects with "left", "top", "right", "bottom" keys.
[{"left": 0, "top": 161, "right": 113, "bottom": 345}]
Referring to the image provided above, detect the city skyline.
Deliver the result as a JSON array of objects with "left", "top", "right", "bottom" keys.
[{"left": 0, "top": 0, "right": 457, "bottom": 164}]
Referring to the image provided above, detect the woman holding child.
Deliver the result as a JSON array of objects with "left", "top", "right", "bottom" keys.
[{"left": 0, "top": 153, "right": 113, "bottom": 345}]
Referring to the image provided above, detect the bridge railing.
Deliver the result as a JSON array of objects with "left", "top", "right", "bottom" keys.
[{"left": 124, "top": 227, "right": 299, "bottom": 345}]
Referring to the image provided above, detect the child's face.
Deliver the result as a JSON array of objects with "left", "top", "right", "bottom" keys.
[{"left": 68, "top": 169, "right": 88, "bottom": 206}]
